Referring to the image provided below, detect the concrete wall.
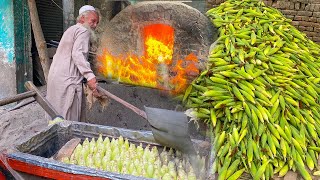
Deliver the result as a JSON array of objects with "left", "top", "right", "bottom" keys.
[
  {"left": 0, "top": 0, "right": 31, "bottom": 102},
  {"left": 0, "top": 0, "right": 16, "bottom": 99},
  {"left": 206, "top": 0, "right": 320, "bottom": 44}
]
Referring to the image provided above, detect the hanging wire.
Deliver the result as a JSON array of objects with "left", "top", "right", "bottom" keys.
[{"left": 51, "top": 0, "right": 64, "bottom": 11}]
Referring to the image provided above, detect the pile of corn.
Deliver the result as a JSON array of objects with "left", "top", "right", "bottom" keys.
[
  {"left": 183, "top": 0, "right": 320, "bottom": 179},
  {"left": 61, "top": 135, "right": 206, "bottom": 179}
]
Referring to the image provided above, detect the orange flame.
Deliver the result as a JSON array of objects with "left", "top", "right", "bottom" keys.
[{"left": 98, "top": 24, "right": 199, "bottom": 94}]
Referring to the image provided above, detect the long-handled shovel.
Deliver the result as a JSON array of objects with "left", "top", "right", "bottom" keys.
[
  {"left": 96, "top": 86, "right": 196, "bottom": 154},
  {"left": 0, "top": 82, "right": 196, "bottom": 154}
]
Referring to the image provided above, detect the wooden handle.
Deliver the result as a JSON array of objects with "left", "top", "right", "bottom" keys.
[
  {"left": 52, "top": 138, "right": 81, "bottom": 161},
  {"left": 96, "top": 86, "right": 147, "bottom": 119},
  {"left": 24, "top": 81, "right": 59, "bottom": 119},
  {"left": 0, "top": 91, "right": 36, "bottom": 106}
]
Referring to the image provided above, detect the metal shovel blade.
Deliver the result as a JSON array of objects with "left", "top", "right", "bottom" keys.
[
  {"left": 144, "top": 106, "right": 196, "bottom": 154},
  {"left": 96, "top": 86, "right": 196, "bottom": 154}
]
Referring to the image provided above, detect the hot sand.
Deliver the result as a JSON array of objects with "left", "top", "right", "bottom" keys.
[{"left": 0, "top": 102, "right": 47, "bottom": 151}]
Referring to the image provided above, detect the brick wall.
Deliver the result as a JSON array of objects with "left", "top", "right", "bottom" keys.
[{"left": 206, "top": 0, "right": 320, "bottom": 43}]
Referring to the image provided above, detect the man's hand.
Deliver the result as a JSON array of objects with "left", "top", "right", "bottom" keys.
[
  {"left": 87, "top": 78, "right": 101, "bottom": 97},
  {"left": 87, "top": 78, "right": 97, "bottom": 90}
]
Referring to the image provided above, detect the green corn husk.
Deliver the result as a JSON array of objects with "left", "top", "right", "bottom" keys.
[
  {"left": 178, "top": 168, "right": 187, "bottom": 179},
  {"left": 183, "top": 0, "right": 320, "bottom": 179},
  {"left": 89, "top": 138, "right": 96, "bottom": 154},
  {"left": 153, "top": 169, "right": 161, "bottom": 179},
  {"left": 162, "top": 173, "right": 173, "bottom": 180},
  {"left": 87, "top": 154, "right": 95, "bottom": 168},
  {"left": 94, "top": 152, "right": 102, "bottom": 169},
  {"left": 146, "top": 163, "right": 154, "bottom": 178},
  {"left": 96, "top": 134, "right": 103, "bottom": 145}
]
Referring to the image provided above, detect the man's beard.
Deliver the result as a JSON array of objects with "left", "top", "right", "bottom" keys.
[{"left": 82, "top": 23, "right": 98, "bottom": 44}]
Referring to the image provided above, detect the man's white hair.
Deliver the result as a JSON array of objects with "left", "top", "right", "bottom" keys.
[{"left": 76, "top": 10, "right": 97, "bottom": 23}]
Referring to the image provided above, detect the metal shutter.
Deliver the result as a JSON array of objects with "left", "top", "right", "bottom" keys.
[{"left": 36, "top": 0, "right": 63, "bottom": 41}]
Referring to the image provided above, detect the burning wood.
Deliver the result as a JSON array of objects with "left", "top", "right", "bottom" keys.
[{"left": 98, "top": 24, "right": 199, "bottom": 94}]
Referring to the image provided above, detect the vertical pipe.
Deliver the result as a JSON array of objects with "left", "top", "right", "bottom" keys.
[{"left": 63, "top": 0, "right": 74, "bottom": 31}]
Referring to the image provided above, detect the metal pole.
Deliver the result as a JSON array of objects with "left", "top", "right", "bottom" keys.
[{"left": 63, "top": 0, "right": 74, "bottom": 31}]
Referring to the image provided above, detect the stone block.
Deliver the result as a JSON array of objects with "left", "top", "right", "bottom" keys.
[
  {"left": 304, "top": 31, "right": 317, "bottom": 37},
  {"left": 314, "top": 4, "right": 320, "bottom": 11},
  {"left": 301, "top": 16, "right": 310, "bottom": 21},
  {"left": 284, "top": 171, "right": 298, "bottom": 180},
  {"left": 313, "top": 36, "right": 320, "bottom": 42},
  {"left": 315, "top": 27, "right": 320, "bottom": 32},
  {"left": 299, "top": 21, "right": 320, "bottom": 27},
  {"left": 309, "top": 16, "right": 318, "bottom": 22},
  {"left": 218, "top": 0, "right": 225, "bottom": 4},
  {"left": 306, "top": 26, "right": 314, "bottom": 31},
  {"left": 282, "top": 10, "right": 297, "bottom": 15},
  {"left": 314, "top": 22, "right": 320, "bottom": 28},
  {"left": 294, "top": 15, "right": 303, "bottom": 20},
  {"left": 273, "top": 1, "right": 285, "bottom": 9},
  {"left": 314, "top": 12, "right": 320, "bottom": 18},
  {"left": 264, "top": 1, "right": 273, "bottom": 6},
  {"left": 297, "top": 11, "right": 313, "bottom": 16},
  {"left": 289, "top": 2, "right": 295, "bottom": 10},
  {"left": 272, "top": 2, "right": 279, "bottom": 8},
  {"left": 286, "top": 15, "right": 294, "bottom": 19},
  {"left": 305, "top": 4, "right": 311, "bottom": 11},
  {"left": 295, "top": 2, "right": 300, "bottom": 10},
  {"left": 291, "top": 20, "right": 300, "bottom": 26},
  {"left": 299, "top": 26, "right": 307, "bottom": 30},
  {"left": 278, "top": 1, "right": 288, "bottom": 9}
]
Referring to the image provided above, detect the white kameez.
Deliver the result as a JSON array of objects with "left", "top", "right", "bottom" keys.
[{"left": 46, "top": 23, "right": 95, "bottom": 121}]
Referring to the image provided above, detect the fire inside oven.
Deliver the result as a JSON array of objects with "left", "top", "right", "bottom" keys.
[{"left": 98, "top": 24, "right": 199, "bottom": 94}]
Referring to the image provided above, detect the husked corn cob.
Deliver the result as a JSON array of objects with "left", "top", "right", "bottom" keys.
[{"left": 60, "top": 134, "right": 206, "bottom": 180}]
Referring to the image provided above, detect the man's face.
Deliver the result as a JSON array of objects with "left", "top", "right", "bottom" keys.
[{"left": 83, "top": 12, "right": 99, "bottom": 30}]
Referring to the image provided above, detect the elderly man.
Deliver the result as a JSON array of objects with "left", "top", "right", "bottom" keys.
[{"left": 46, "top": 5, "right": 100, "bottom": 121}]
